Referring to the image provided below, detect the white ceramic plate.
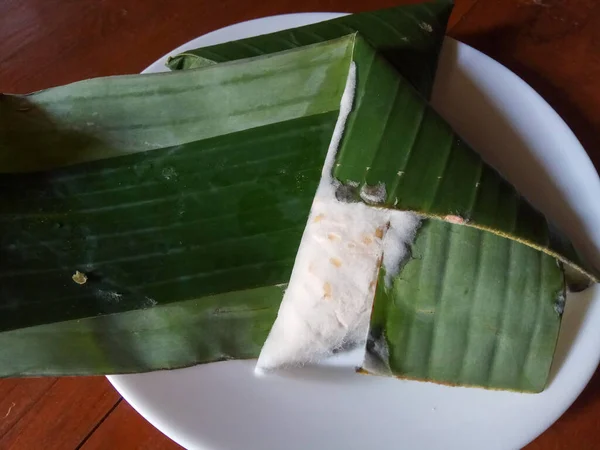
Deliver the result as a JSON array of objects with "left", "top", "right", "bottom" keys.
[{"left": 108, "top": 13, "right": 600, "bottom": 450}]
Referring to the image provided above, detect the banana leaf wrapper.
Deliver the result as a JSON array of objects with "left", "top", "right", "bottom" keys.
[
  {"left": 0, "top": 2, "right": 596, "bottom": 392},
  {"left": 0, "top": 2, "right": 451, "bottom": 376}
]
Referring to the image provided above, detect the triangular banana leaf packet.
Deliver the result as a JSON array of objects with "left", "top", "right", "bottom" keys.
[{"left": 0, "top": 2, "right": 595, "bottom": 394}]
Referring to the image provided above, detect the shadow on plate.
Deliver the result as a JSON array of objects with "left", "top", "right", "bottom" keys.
[
  {"left": 548, "top": 286, "right": 596, "bottom": 385},
  {"left": 266, "top": 363, "right": 369, "bottom": 385}
]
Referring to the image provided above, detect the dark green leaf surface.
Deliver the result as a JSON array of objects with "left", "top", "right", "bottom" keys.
[
  {"left": 0, "top": 37, "right": 353, "bottom": 332},
  {"left": 167, "top": 0, "right": 453, "bottom": 98},
  {"left": 0, "top": 113, "right": 338, "bottom": 331},
  {"left": 365, "top": 220, "right": 564, "bottom": 393}
]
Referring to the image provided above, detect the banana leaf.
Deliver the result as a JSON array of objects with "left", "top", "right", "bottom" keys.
[
  {"left": 366, "top": 220, "right": 564, "bottom": 392},
  {"left": 0, "top": 38, "right": 353, "bottom": 377},
  {"left": 2, "top": 286, "right": 281, "bottom": 376},
  {"left": 0, "top": 2, "right": 455, "bottom": 376},
  {"left": 167, "top": 0, "right": 596, "bottom": 392},
  {"left": 0, "top": 3, "right": 595, "bottom": 391},
  {"left": 335, "top": 35, "right": 594, "bottom": 392},
  {"left": 167, "top": 0, "right": 453, "bottom": 98}
]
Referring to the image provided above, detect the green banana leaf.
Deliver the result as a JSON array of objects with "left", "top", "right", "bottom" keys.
[
  {"left": 0, "top": 2, "right": 455, "bottom": 376},
  {"left": 337, "top": 35, "right": 593, "bottom": 392},
  {"left": 366, "top": 220, "right": 564, "bottom": 393},
  {"left": 0, "top": 38, "right": 352, "bottom": 375},
  {"left": 0, "top": 2, "right": 595, "bottom": 392},
  {"left": 335, "top": 35, "right": 594, "bottom": 282},
  {"left": 1, "top": 37, "right": 351, "bottom": 173},
  {"left": 166, "top": 0, "right": 595, "bottom": 392},
  {"left": 0, "top": 38, "right": 352, "bottom": 331},
  {"left": 166, "top": 0, "right": 454, "bottom": 98}
]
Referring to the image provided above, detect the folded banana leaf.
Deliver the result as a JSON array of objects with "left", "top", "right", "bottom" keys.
[
  {"left": 336, "top": 36, "right": 596, "bottom": 392},
  {"left": 0, "top": 38, "right": 351, "bottom": 375},
  {"left": 366, "top": 220, "right": 565, "bottom": 392},
  {"left": 0, "top": 1, "right": 596, "bottom": 392},
  {"left": 0, "top": 2, "right": 453, "bottom": 376}
]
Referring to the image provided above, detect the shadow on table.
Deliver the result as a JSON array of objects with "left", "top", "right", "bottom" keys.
[
  {"left": 449, "top": 25, "right": 600, "bottom": 173},
  {"left": 548, "top": 286, "right": 596, "bottom": 385}
]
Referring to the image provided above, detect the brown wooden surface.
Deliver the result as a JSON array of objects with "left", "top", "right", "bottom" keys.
[{"left": 0, "top": 0, "right": 598, "bottom": 448}]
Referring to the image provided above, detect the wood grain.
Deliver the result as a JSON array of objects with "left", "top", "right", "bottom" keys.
[
  {"left": 0, "top": 0, "right": 599, "bottom": 449},
  {"left": 449, "top": 0, "right": 600, "bottom": 170},
  {"left": 0, "top": 378, "right": 57, "bottom": 440},
  {"left": 80, "top": 400, "right": 182, "bottom": 450},
  {"left": 0, "top": 378, "right": 119, "bottom": 450},
  {"left": 527, "top": 370, "right": 600, "bottom": 449}
]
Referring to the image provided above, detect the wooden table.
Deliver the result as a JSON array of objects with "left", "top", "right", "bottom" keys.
[{"left": 1, "top": 0, "right": 599, "bottom": 448}]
